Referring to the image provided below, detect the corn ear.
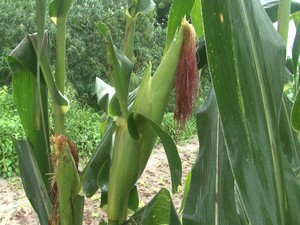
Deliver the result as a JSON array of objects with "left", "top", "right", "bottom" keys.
[{"left": 50, "top": 135, "right": 82, "bottom": 225}]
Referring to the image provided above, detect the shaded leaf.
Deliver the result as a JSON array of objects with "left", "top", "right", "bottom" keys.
[
  {"left": 95, "top": 77, "right": 115, "bottom": 113},
  {"left": 128, "top": 112, "right": 182, "bottom": 193},
  {"left": 182, "top": 90, "right": 241, "bottom": 225},
  {"left": 82, "top": 117, "right": 116, "bottom": 197},
  {"left": 124, "top": 188, "right": 180, "bottom": 225},
  {"left": 13, "top": 139, "right": 52, "bottom": 225}
]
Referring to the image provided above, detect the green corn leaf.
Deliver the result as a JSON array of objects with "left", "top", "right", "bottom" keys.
[
  {"left": 95, "top": 77, "right": 115, "bottom": 114},
  {"left": 49, "top": 0, "right": 74, "bottom": 22},
  {"left": 124, "top": 188, "right": 181, "bottom": 225},
  {"left": 182, "top": 90, "right": 241, "bottom": 225},
  {"left": 190, "top": 0, "right": 203, "bottom": 38},
  {"left": 128, "top": 112, "right": 182, "bottom": 193},
  {"left": 82, "top": 117, "right": 116, "bottom": 197},
  {"left": 128, "top": 185, "right": 139, "bottom": 212},
  {"left": 7, "top": 36, "right": 51, "bottom": 190},
  {"left": 13, "top": 139, "right": 52, "bottom": 225},
  {"left": 164, "top": 0, "right": 195, "bottom": 53},
  {"left": 291, "top": 23, "right": 300, "bottom": 129},
  {"left": 96, "top": 22, "right": 133, "bottom": 118},
  {"left": 202, "top": 0, "right": 300, "bottom": 224},
  {"left": 291, "top": 88, "right": 300, "bottom": 131},
  {"left": 280, "top": 96, "right": 300, "bottom": 162},
  {"left": 26, "top": 33, "right": 69, "bottom": 109},
  {"left": 128, "top": 0, "right": 155, "bottom": 17},
  {"left": 292, "top": 22, "right": 300, "bottom": 78},
  {"left": 97, "top": 157, "right": 111, "bottom": 191}
]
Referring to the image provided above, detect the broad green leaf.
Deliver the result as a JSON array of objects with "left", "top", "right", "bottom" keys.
[
  {"left": 190, "top": 0, "right": 203, "bottom": 38},
  {"left": 96, "top": 22, "right": 133, "bottom": 117},
  {"left": 13, "top": 139, "right": 52, "bottom": 225},
  {"left": 124, "top": 188, "right": 180, "bottom": 225},
  {"left": 292, "top": 19, "right": 300, "bottom": 76},
  {"left": 203, "top": 0, "right": 288, "bottom": 224},
  {"left": 182, "top": 90, "right": 241, "bottom": 225},
  {"left": 82, "top": 117, "right": 116, "bottom": 197},
  {"left": 7, "top": 36, "right": 51, "bottom": 190},
  {"left": 49, "top": 0, "right": 74, "bottom": 23},
  {"left": 128, "top": 112, "right": 182, "bottom": 193},
  {"left": 164, "top": 0, "right": 195, "bottom": 53},
  {"left": 261, "top": 0, "right": 300, "bottom": 22}
]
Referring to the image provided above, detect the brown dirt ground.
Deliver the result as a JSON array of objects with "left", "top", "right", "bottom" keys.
[{"left": 0, "top": 137, "right": 198, "bottom": 225}]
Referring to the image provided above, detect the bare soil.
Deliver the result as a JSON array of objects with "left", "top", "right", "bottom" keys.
[{"left": 0, "top": 137, "right": 198, "bottom": 225}]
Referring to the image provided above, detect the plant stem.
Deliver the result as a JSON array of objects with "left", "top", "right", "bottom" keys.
[
  {"left": 277, "top": 0, "right": 291, "bottom": 45},
  {"left": 54, "top": 17, "right": 67, "bottom": 134}
]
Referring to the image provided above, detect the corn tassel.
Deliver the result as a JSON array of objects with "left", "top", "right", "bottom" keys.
[{"left": 107, "top": 18, "right": 197, "bottom": 224}]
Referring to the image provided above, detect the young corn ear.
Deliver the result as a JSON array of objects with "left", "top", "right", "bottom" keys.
[
  {"left": 107, "top": 18, "right": 197, "bottom": 224},
  {"left": 50, "top": 135, "right": 82, "bottom": 225}
]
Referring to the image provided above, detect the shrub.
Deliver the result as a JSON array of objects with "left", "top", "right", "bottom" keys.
[{"left": 0, "top": 86, "right": 24, "bottom": 177}]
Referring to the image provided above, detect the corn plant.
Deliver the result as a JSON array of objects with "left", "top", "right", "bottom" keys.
[{"left": 7, "top": 0, "right": 300, "bottom": 224}]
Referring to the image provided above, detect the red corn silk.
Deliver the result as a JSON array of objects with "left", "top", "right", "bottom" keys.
[{"left": 174, "top": 22, "right": 199, "bottom": 128}]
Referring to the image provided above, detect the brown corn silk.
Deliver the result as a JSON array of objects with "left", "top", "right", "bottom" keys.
[{"left": 174, "top": 21, "right": 199, "bottom": 127}]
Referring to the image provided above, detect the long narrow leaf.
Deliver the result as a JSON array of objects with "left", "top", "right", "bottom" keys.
[{"left": 13, "top": 139, "right": 52, "bottom": 225}]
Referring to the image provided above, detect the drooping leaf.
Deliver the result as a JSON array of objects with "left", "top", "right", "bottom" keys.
[
  {"left": 182, "top": 90, "right": 241, "bottom": 225},
  {"left": 202, "top": 0, "right": 300, "bottom": 224},
  {"left": 124, "top": 188, "right": 181, "bottom": 225},
  {"left": 13, "top": 139, "right": 52, "bottom": 225},
  {"left": 292, "top": 87, "right": 300, "bottom": 131},
  {"left": 82, "top": 117, "right": 116, "bottom": 197},
  {"left": 128, "top": 112, "right": 182, "bottom": 193},
  {"left": 7, "top": 36, "right": 51, "bottom": 190}
]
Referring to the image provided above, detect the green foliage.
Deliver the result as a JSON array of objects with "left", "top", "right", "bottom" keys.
[{"left": 0, "top": 86, "right": 24, "bottom": 177}]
